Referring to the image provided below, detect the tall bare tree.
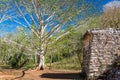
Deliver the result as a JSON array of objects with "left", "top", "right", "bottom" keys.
[{"left": 0, "top": 0, "right": 101, "bottom": 70}]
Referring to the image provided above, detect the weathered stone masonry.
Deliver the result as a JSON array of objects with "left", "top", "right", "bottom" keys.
[{"left": 82, "top": 28, "right": 120, "bottom": 80}]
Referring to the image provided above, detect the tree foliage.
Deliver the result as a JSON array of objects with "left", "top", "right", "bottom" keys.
[
  {"left": 100, "top": 6, "right": 120, "bottom": 28},
  {"left": 0, "top": 0, "right": 103, "bottom": 69}
]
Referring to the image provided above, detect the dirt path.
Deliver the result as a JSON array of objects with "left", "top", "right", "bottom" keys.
[{"left": 0, "top": 69, "right": 83, "bottom": 80}]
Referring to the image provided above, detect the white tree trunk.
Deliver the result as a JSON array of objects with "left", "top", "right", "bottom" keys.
[
  {"left": 38, "top": 54, "right": 44, "bottom": 70},
  {"left": 36, "top": 46, "right": 45, "bottom": 70}
]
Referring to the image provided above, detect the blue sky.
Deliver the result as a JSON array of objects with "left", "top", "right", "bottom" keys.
[{"left": 0, "top": 0, "right": 116, "bottom": 35}]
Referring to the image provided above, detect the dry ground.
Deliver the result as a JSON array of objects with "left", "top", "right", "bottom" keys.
[{"left": 0, "top": 69, "right": 83, "bottom": 80}]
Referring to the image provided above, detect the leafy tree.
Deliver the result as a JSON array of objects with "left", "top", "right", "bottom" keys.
[
  {"left": 100, "top": 1, "right": 120, "bottom": 28},
  {"left": 0, "top": 0, "right": 103, "bottom": 70},
  {"left": 0, "top": 31, "right": 35, "bottom": 68},
  {"left": 46, "top": 17, "right": 100, "bottom": 69}
]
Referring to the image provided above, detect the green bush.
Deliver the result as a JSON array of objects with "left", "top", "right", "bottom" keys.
[{"left": 8, "top": 52, "right": 29, "bottom": 69}]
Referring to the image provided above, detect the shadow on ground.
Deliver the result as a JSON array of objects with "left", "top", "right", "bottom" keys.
[{"left": 40, "top": 72, "right": 85, "bottom": 80}]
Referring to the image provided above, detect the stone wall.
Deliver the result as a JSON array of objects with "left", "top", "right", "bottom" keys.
[{"left": 82, "top": 28, "right": 120, "bottom": 80}]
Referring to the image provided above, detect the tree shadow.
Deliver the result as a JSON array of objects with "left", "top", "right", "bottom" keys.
[
  {"left": 12, "top": 70, "right": 25, "bottom": 80},
  {"left": 40, "top": 72, "right": 85, "bottom": 80}
]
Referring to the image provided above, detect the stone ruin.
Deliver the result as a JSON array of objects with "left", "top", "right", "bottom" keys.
[{"left": 82, "top": 28, "right": 120, "bottom": 80}]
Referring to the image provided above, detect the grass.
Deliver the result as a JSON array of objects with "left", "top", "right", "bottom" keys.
[
  {"left": 46, "top": 55, "right": 81, "bottom": 70},
  {"left": 0, "top": 64, "right": 11, "bottom": 69},
  {"left": 0, "top": 54, "right": 81, "bottom": 70}
]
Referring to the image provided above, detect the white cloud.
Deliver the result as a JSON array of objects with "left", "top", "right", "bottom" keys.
[{"left": 104, "top": 0, "right": 120, "bottom": 11}]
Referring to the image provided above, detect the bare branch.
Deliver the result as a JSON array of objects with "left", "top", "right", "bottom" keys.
[
  {"left": 45, "top": 24, "right": 60, "bottom": 39},
  {"left": 14, "top": 1, "right": 40, "bottom": 39},
  {"left": 29, "top": 14, "right": 38, "bottom": 28},
  {"left": 45, "top": 11, "right": 55, "bottom": 22},
  {"left": 31, "top": 0, "right": 40, "bottom": 20},
  {"left": 12, "top": 19, "right": 27, "bottom": 27},
  {"left": 44, "top": 2, "right": 76, "bottom": 39}
]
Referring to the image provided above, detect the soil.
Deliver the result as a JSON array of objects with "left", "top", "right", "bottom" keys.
[{"left": 0, "top": 69, "right": 83, "bottom": 80}]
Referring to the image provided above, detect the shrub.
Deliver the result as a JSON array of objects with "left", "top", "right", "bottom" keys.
[{"left": 8, "top": 52, "right": 29, "bottom": 69}]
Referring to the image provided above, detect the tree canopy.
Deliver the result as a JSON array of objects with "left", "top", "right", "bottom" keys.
[
  {"left": 0, "top": 0, "right": 103, "bottom": 70},
  {"left": 100, "top": 1, "right": 120, "bottom": 28}
]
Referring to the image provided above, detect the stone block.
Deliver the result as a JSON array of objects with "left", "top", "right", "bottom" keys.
[{"left": 82, "top": 28, "right": 120, "bottom": 80}]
